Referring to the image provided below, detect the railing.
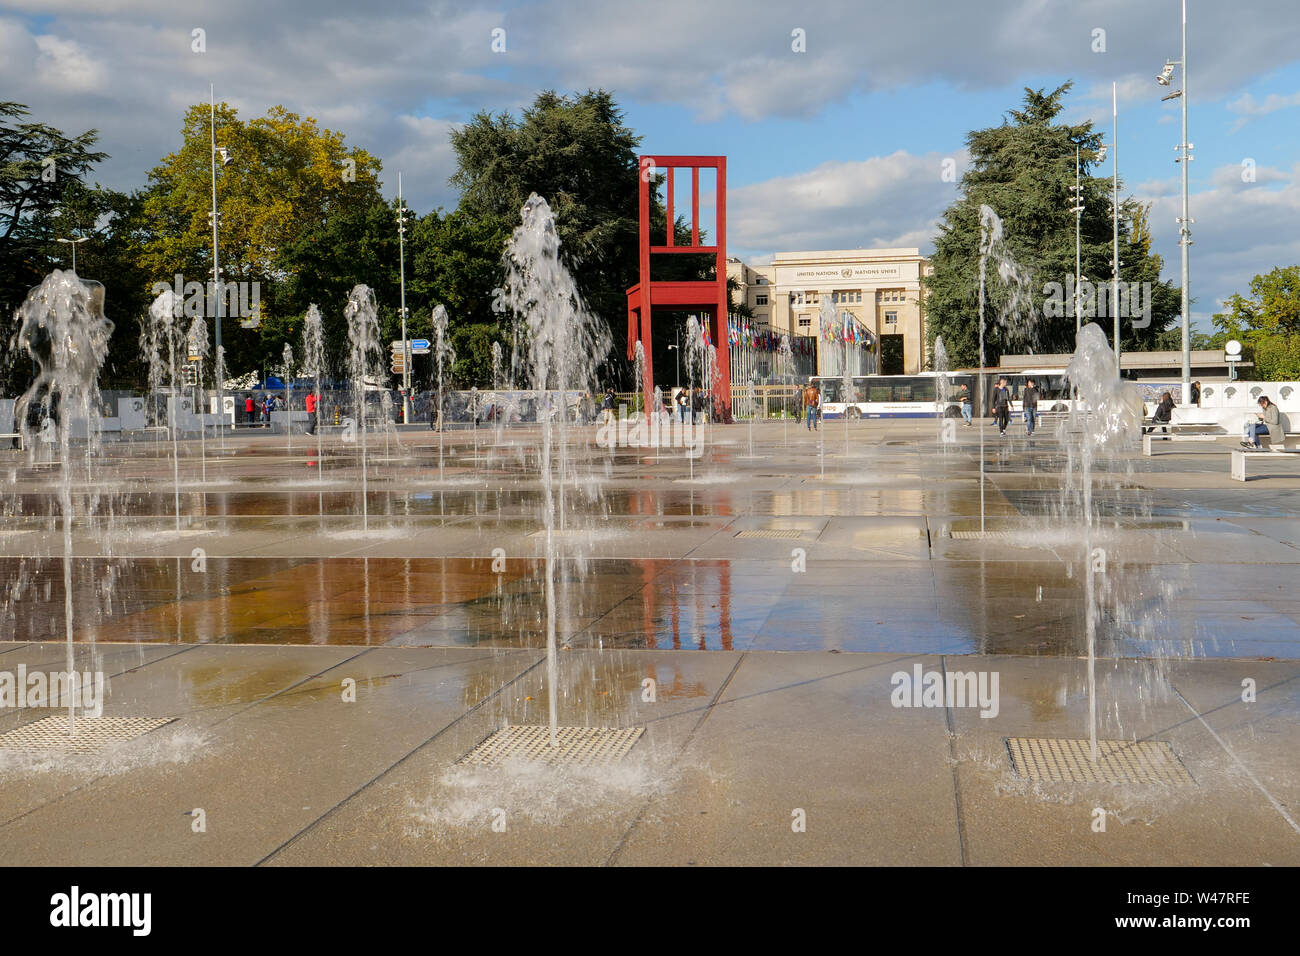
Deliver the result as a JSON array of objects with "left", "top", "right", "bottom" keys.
[{"left": 613, "top": 385, "right": 803, "bottom": 420}]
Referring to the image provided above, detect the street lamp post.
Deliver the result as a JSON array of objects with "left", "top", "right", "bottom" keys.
[
  {"left": 56, "top": 236, "right": 89, "bottom": 272},
  {"left": 1157, "top": 0, "right": 1193, "bottom": 404},
  {"left": 1068, "top": 147, "right": 1084, "bottom": 337},
  {"left": 208, "top": 84, "right": 231, "bottom": 440},
  {"left": 1111, "top": 81, "right": 1121, "bottom": 378},
  {"left": 668, "top": 341, "right": 679, "bottom": 387},
  {"left": 396, "top": 172, "right": 413, "bottom": 424}
]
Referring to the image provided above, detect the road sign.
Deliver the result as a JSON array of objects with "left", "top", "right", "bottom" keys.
[{"left": 410, "top": 339, "right": 430, "bottom": 351}]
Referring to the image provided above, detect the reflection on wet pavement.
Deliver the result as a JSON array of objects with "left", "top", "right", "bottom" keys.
[{"left": 3, "top": 422, "right": 1298, "bottom": 659}]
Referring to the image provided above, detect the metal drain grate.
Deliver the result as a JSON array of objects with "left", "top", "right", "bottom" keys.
[
  {"left": 0, "top": 716, "right": 176, "bottom": 756},
  {"left": 950, "top": 530, "right": 1017, "bottom": 539},
  {"left": 1006, "top": 737, "right": 1195, "bottom": 785},
  {"left": 528, "top": 528, "right": 594, "bottom": 538},
  {"left": 736, "top": 529, "right": 806, "bottom": 539},
  {"left": 458, "top": 725, "right": 644, "bottom": 767}
]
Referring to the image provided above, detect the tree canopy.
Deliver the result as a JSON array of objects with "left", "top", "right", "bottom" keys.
[
  {"left": 1210, "top": 266, "right": 1300, "bottom": 380},
  {"left": 925, "top": 83, "right": 1179, "bottom": 367}
]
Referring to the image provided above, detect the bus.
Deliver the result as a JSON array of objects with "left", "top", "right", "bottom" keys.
[
  {"left": 813, "top": 368, "right": 1082, "bottom": 420},
  {"left": 814, "top": 373, "right": 976, "bottom": 419}
]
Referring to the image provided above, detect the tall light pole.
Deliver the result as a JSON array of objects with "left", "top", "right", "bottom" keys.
[
  {"left": 396, "top": 172, "right": 413, "bottom": 424},
  {"left": 209, "top": 84, "right": 230, "bottom": 437},
  {"left": 1157, "top": 0, "right": 1193, "bottom": 404},
  {"left": 1068, "top": 147, "right": 1084, "bottom": 336},
  {"left": 1111, "top": 81, "right": 1121, "bottom": 378},
  {"left": 56, "top": 235, "right": 89, "bottom": 272}
]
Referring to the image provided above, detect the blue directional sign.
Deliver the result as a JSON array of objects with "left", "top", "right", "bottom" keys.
[{"left": 410, "top": 339, "right": 430, "bottom": 351}]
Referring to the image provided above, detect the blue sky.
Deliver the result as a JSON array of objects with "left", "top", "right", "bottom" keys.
[{"left": 2, "top": 0, "right": 1298, "bottom": 332}]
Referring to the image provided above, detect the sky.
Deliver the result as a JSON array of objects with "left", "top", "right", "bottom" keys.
[{"left": 2, "top": 0, "right": 1298, "bottom": 332}]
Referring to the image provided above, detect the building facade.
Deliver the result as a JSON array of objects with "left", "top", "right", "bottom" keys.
[{"left": 727, "top": 248, "right": 930, "bottom": 379}]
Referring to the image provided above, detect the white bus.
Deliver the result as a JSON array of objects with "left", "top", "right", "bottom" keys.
[
  {"left": 814, "top": 373, "right": 975, "bottom": 419},
  {"left": 813, "top": 369, "right": 1081, "bottom": 420}
]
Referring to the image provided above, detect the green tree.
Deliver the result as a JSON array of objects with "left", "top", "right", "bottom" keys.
[
  {"left": 925, "top": 83, "right": 1179, "bottom": 368},
  {"left": 136, "top": 103, "right": 384, "bottom": 378},
  {"left": 450, "top": 90, "right": 706, "bottom": 388},
  {"left": 1212, "top": 266, "right": 1300, "bottom": 380},
  {"left": 0, "top": 103, "right": 158, "bottom": 395}
]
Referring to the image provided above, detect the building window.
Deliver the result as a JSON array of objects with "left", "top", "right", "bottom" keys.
[
  {"left": 884, "top": 311, "right": 898, "bottom": 326},
  {"left": 798, "top": 316, "right": 811, "bottom": 327},
  {"left": 755, "top": 294, "right": 768, "bottom": 306}
]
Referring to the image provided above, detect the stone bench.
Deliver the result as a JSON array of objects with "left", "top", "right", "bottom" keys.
[
  {"left": 1, "top": 432, "right": 23, "bottom": 450},
  {"left": 1230, "top": 436, "right": 1300, "bottom": 480},
  {"left": 1141, "top": 423, "right": 1223, "bottom": 456}
]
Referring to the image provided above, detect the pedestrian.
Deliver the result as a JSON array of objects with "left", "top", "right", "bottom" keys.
[
  {"left": 1242, "top": 395, "right": 1284, "bottom": 449},
  {"left": 1190, "top": 381, "right": 1201, "bottom": 406},
  {"left": 958, "top": 383, "right": 972, "bottom": 426},
  {"left": 675, "top": 388, "right": 689, "bottom": 424},
  {"left": 244, "top": 394, "right": 255, "bottom": 425},
  {"left": 1022, "top": 378, "right": 1039, "bottom": 437},
  {"left": 802, "top": 380, "right": 821, "bottom": 431},
  {"left": 991, "top": 377, "right": 1011, "bottom": 436},
  {"left": 601, "top": 386, "right": 616, "bottom": 425},
  {"left": 263, "top": 394, "right": 274, "bottom": 426},
  {"left": 305, "top": 390, "right": 318, "bottom": 434},
  {"left": 1152, "top": 391, "right": 1175, "bottom": 434}
]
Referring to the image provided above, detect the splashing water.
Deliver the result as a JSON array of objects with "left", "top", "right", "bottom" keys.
[
  {"left": 282, "top": 342, "right": 295, "bottom": 454},
  {"left": 214, "top": 344, "right": 227, "bottom": 451},
  {"left": 934, "top": 335, "right": 950, "bottom": 452},
  {"left": 1066, "top": 323, "right": 1143, "bottom": 762},
  {"left": 145, "top": 291, "right": 184, "bottom": 532},
  {"left": 500, "top": 194, "right": 610, "bottom": 746},
  {"left": 431, "top": 304, "right": 455, "bottom": 478},
  {"left": 188, "top": 316, "right": 210, "bottom": 484},
  {"left": 301, "top": 305, "right": 326, "bottom": 509},
  {"left": 344, "top": 285, "right": 381, "bottom": 532},
  {"left": 632, "top": 340, "right": 646, "bottom": 420},
  {"left": 977, "top": 205, "right": 1040, "bottom": 531},
  {"left": 777, "top": 332, "right": 793, "bottom": 444},
  {"left": 12, "top": 270, "right": 113, "bottom": 734},
  {"left": 490, "top": 341, "right": 506, "bottom": 389}
]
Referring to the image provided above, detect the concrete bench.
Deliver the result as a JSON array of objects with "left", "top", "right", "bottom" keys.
[
  {"left": 1230, "top": 436, "right": 1300, "bottom": 480},
  {"left": 1141, "top": 422, "right": 1223, "bottom": 456},
  {"left": 1, "top": 432, "right": 23, "bottom": 450}
]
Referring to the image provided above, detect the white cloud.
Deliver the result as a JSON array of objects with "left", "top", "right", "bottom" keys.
[
  {"left": 1228, "top": 90, "right": 1300, "bottom": 116},
  {"left": 728, "top": 150, "right": 968, "bottom": 257},
  {"left": 1138, "top": 163, "right": 1300, "bottom": 326},
  {"left": 34, "top": 34, "right": 105, "bottom": 90}
]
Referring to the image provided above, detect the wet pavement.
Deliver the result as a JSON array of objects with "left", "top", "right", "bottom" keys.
[{"left": 1, "top": 419, "right": 1298, "bottom": 864}]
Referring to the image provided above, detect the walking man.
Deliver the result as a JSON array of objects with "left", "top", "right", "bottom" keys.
[
  {"left": 991, "top": 377, "right": 1011, "bottom": 436},
  {"left": 958, "top": 383, "right": 972, "bottom": 426},
  {"left": 305, "top": 389, "right": 319, "bottom": 434},
  {"left": 1022, "top": 378, "right": 1039, "bottom": 437},
  {"left": 802, "top": 381, "right": 821, "bottom": 431},
  {"left": 244, "top": 394, "right": 255, "bottom": 425}
]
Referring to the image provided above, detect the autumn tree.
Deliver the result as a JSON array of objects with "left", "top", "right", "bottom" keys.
[{"left": 137, "top": 104, "right": 384, "bottom": 377}]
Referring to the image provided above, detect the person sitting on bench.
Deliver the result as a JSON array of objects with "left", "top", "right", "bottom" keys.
[
  {"left": 1149, "top": 391, "right": 1174, "bottom": 434},
  {"left": 1242, "top": 395, "right": 1284, "bottom": 449}
]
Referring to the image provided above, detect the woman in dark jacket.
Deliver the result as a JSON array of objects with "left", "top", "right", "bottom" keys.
[{"left": 1152, "top": 392, "right": 1175, "bottom": 433}]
